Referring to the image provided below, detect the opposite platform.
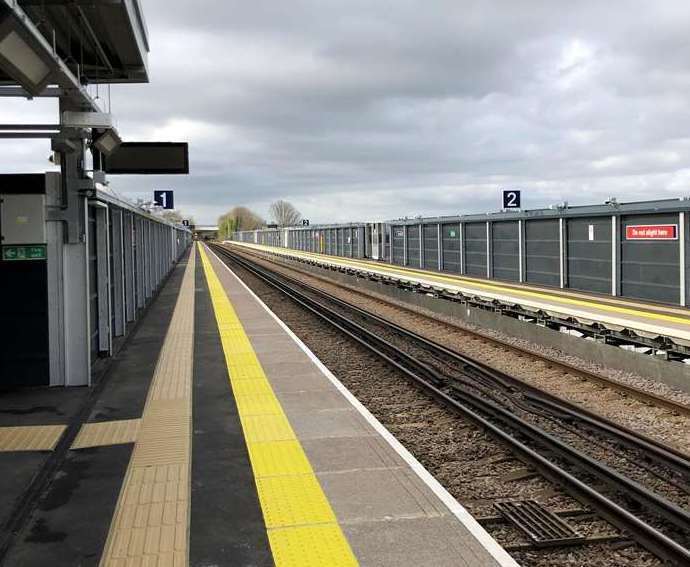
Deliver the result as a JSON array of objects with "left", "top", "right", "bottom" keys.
[{"left": 231, "top": 241, "right": 690, "bottom": 344}]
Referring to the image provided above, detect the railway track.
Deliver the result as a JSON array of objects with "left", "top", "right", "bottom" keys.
[
  {"left": 247, "top": 245, "right": 690, "bottom": 419},
  {"left": 211, "top": 243, "right": 690, "bottom": 565}
]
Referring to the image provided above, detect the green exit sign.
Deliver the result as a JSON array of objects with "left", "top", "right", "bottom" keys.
[{"left": 2, "top": 244, "right": 47, "bottom": 261}]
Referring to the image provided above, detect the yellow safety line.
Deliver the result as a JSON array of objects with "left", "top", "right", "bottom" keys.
[
  {"left": 100, "top": 248, "right": 195, "bottom": 567},
  {"left": 198, "top": 243, "right": 358, "bottom": 567},
  {"left": 243, "top": 243, "right": 690, "bottom": 327}
]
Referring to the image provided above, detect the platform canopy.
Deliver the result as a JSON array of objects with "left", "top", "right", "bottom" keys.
[{"left": 0, "top": 0, "right": 148, "bottom": 108}]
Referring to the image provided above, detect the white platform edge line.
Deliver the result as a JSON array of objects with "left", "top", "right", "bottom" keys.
[
  {"left": 205, "top": 244, "right": 519, "bottom": 567},
  {"left": 233, "top": 241, "right": 687, "bottom": 338}
]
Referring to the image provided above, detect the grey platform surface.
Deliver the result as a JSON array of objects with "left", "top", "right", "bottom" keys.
[{"left": 206, "top": 246, "right": 515, "bottom": 567}]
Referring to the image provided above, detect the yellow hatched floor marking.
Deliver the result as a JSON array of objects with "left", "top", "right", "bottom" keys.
[
  {"left": 243, "top": 243, "right": 690, "bottom": 327},
  {"left": 0, "top": 424, "right": 66, "bottom": 452},
  {"left": 198, "top": 243, "right": 358, "bottom": 567},
  {"left": 99, "top": 249, "right": 195, "bottom": 567}
]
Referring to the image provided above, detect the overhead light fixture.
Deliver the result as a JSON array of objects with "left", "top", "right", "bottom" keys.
[
  {"left": 0, "top": 15, "right": 53, "bottom": 96},
  {"left": 92, "top": 128, "right": 122, "bottom": 156}
]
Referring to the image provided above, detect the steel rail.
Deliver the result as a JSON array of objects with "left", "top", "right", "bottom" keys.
[
  {"left": 228, "top": 245, "right": 690, "bottom": 473},
  {"left": 212, "top": 244, "right": 690, "bottom": 565},
  {"left": 243, "top": 244, "right": 690, "bottom": 418}
]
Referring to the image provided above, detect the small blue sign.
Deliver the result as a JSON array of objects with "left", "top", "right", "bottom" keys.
[{"left": 154, "top": 190, "right": 174, "bottom": 209}]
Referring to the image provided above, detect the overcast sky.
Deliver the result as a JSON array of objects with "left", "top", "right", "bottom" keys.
[{"left": 4, "top": 1, "right": 690, "bottom": 224}]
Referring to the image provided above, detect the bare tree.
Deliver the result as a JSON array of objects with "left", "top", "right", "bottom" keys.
[
  {"left": 160, "top": 210, "right": 183, "bottom": 223},
  {"left": 269, "top": 200, "right": 301, "bottom": 227},
  {"left": 218, "top": 206, "right": 264, "bottom": 239}
]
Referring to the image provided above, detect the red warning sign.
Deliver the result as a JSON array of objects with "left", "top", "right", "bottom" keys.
[{"left": 625, "top": 224, "right": 678, "bottom": 240}]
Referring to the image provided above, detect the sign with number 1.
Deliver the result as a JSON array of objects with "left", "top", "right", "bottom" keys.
[{"left": 154, "top": 190, "right": 174, "bottom": 209}]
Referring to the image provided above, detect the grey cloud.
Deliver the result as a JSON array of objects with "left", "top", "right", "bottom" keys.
[{"left": 5, "top": 1, "right": 690, "bottom": 224}]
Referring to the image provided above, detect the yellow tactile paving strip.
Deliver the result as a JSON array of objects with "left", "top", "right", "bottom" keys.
[
  {"left": 71, "top": 419, "right": 141, "bottom": 450},
  {"left": 199, "top": 244, "right": 358, "bottom": 567},
  {"left": 0, "top": 424, "right": 66, "bottom": 452},
  {"left": 99, "top": 249, "right": 195, "bottom": 567}
]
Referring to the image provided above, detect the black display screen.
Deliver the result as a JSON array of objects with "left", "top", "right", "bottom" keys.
[{"left": 103, "top": 142, "right": 189, "bottom": 174}]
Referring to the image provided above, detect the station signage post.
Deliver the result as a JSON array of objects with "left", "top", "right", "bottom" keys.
[
  {"left": 153, "top": 190, "right": 174, "bottom": 210},
  {"left": 502, "top": 189, "right": 521, "bottom": 209}
]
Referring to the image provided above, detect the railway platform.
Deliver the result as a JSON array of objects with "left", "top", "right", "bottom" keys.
[
  {"left": 0, "top": 243, "right": 516, "bottom": 566},
  {"left": 231, "top": 242, "right": 690, "bottom": 345}
]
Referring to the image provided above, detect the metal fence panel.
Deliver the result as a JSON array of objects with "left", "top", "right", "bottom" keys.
[
  {"left": 620, "top": 213, "right": 680, "bottom": 303},
  {"left": 525, "top": 219, "right": 560, "bottom": 286},
  {"left": 441, "top": 223, "right": 461, "bottom": 273},
  {"left": 464, "top": 222, "right": 487, "bottom": 277},
  {"left": 392, "top": 225, "right": 405, "bottom": 264},
  {"left": 492, "top": 221, "right": 519, "bottom": 282},
  {"left": 567, "top": 217, "right": 612, "bottom": 294},
  {"left": 351, "top": 227, "right": 359, "bottom": 257},
  {"left": 423, "top": 224, "right": 439, "bottom": 270},
  {"left": 406, "top": 225, "right": 420, "bottom": 267}
]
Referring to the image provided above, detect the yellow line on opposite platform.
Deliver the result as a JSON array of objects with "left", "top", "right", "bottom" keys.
[
  {"left": 0, "top": 424, "right": 66, "bottom": 452},
  {"left": 198, "top": 243, "right": 358, "bottom": 567},
  {"left": 243, "top": 243, "right": 690, "bottom": 327},
  {"left": 99, "top": 249, "right": 196, "bottom": 567}
]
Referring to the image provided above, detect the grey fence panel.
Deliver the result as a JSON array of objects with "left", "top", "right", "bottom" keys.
[
  {"left": 423, "top": 224, "right": 439, "bottom": 270},
  {"left": 566, "top": 217, "right": 612, "bottom": 294},
  {"left": 357, "top": 226, "right": 365, "bottom": 257},
  {"left": 406, "top": 225, "right": 421, "bottom": 267},
  {"left": 464, "top": 222, "right": 487, "bottom": 277},
  {"left": 620, "top": 213, "right": 680, "bottom": 303},
  {"left": 525, "top": 219, "right": 560, "bottom": 286},
  {"left": 392, "top": 225, "right": 405, "bottom": 265},
  {"left": 492, "top": 221, "right": 519, "bottom": 282},
  {"left": 351, "top": 227, "right": 360, "bottom": 257},
  {"left": 335, "top": 228, "right": 345, "bottom": 256},
  {"left": 441, "top": 223, "right": 461, "bottom": 273}
]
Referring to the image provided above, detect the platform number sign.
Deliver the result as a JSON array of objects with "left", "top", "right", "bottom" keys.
[
  {"left": 182, "top": 219, "right": 190, "bottom": 227},
  {"left": 302, "top": 219, "right": 310, "bottom": 226},
  {"left": 154, "top": 190, "right": 174, "bottom": 210},
  {"left": 502, "top": 189, "right": 521, "bottom": 209}
]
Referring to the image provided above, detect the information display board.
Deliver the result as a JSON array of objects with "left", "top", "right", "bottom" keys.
[{"left": 103, "top": 142, "right": 189, "bottom": 175}]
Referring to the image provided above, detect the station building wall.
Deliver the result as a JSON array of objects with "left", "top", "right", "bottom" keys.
[{"left": 0, "top": 173, "right": 191, "bottom": 387}]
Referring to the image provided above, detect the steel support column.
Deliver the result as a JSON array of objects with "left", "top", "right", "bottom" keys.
[
  {"left": 681, "top": 212, "right": 686, "bottom": 307},
  {"left": 111, "top": 209, "right": 125, "bottom": 337},
  {"left": 94, "top": 205, "right": 112, "bottom": 355}
]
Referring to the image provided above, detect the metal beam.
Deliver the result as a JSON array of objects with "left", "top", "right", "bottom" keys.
[
  {"left": 0, "top": 85, "right": 63, "bottom": 96},
  {"left": 0, "top": 0, "right": 101, "bottom": 111}
]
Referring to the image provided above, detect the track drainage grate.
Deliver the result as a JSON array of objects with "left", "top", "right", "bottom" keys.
[{"left": 494, "top": 500, "right": 585, "bottom": 547}]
